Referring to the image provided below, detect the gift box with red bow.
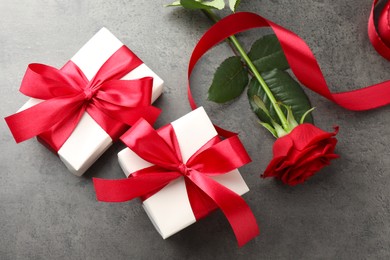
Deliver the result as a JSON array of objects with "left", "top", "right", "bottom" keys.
[
  {"left": 93, "top": 107, "right": 259, "bottom": 246},
  {"left": 5, "top": 28, "right": 163, "bottom": 176}
]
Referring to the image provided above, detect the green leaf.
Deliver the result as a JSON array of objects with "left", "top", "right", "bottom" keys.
[
  {"left": 165, "top": 0, "right": 181, "bottom": 7},
  {"left": 259, "top": 121, "right": 277, "bottom": 138},
  {"left": 229, "top": 0, "right": 241, "bottom": 12},
  {"left": 208, "top": 56, "right": 248, "bottom": 103},
  {"left": 284, "top": 104, "right": 299, "bottom": 130},
  {"left": 253, "top": 96, "right": 289, "bottom": 137},
  {"left": 247, "top": 69, "right": 313, "bottom": 125},
  {"left": 180, "top": 0, "right": 225, "bottom": 10},
  {"left": 248, "top": 34, "right": 289, "bottom": 72},
  {"left": 253, "top": 95, "right": 271, "bottom": 116},
  {"left": 300, "top": 107, "right": 316, "bottom": 124}
]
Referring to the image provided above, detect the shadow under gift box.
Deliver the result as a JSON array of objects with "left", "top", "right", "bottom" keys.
[
  {"left": 17, "top": 28, "right": 164, "bottom": 176},
  {"left": 118, "top": 107, "right": 249, "bottom": 239}
]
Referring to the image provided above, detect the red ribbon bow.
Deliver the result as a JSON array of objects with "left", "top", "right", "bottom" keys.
[
  {"left": 93, "top": 118, "right": 259, "bottom": 247},
  {"left": 5, "top": 45, "right": 160, "bottom": 151}
]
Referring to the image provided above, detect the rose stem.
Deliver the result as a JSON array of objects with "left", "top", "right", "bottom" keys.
[{"left": 201, "top": 8, "right": 289, "bottom": 131}]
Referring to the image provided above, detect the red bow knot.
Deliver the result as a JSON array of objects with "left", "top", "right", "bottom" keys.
[
  {"left": 177, "top": 163, "right": 191, "bottom": 176},
  {"left": 93, "top": 118, "right": 259, "bottom": 247},
  {"left": 5, "top": 45, "right": 160, "bottom": 151},
  {"left": 83, "top": 87, "right": 95, "bottom": 101}
]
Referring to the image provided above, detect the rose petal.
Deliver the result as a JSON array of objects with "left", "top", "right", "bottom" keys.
[
  {"left": 292, "top": 136, "right": 337, "bottom": 166},
  {"left": 294, "top": 141, "right": 337, "bottom": 168},
  {"left": 289, "top": 124, "right": 337, "bottom": 151},
  {"left": 272, "top": 133, "right": 294, "bottom": 158},
  {"left": 280, "top": 168, "right": 293, "bottom": 184},
  {"left": 279, "top": 147, "right": 339, "bottom": 186},
  {"left": 285, "top": 162, "right": 322, "bottom": 185},
  {"left": 263, "top": 156, "right": 286, "bottom": 178}
]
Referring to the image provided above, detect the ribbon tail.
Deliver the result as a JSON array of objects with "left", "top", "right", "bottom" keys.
[
  {"left": 5, "top": 95, "right": 84, "bottom": 143},
  {"left": 187, "top": 172, "right": 259, "bottom": 247},
  {"left": 37, "top": 102, "right": 86, "bottom": 151},
  {"left": 93, "top": 172, "right": 180, "bottom": 202},
  {"left": 185, "top": 178, "right": 217, "bottom": 220}
]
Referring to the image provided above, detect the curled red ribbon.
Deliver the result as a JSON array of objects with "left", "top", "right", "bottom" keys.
[
  {"left": 188, "top": 1, "right": 390, "bottom": 118},
  {"left": 93, "top": 118, "right": 259, "bottom": 247},
  {"left": 5, "top": 46, "right": 161, "bottom": 151},
  {"left": 370, "top": 0, "right": 390, "bottom": 59}
]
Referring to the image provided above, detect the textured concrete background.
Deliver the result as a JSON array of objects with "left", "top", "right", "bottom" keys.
[{"left": 1, "top": 0, "right": 390, "bottom": 259}]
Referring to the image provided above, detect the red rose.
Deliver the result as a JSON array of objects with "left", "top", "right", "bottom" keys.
[{"left": 262, "top": 123, "right": 339, "bottom": 186}]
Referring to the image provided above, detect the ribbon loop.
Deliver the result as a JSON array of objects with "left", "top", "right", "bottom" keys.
[
  {"left": 120, "top": 118, "right": 183, "bottom": 169},
  {"left": 20, "top": 63, "right": 82, "bottom": 99},
  {"left": 187, "top": 135, "right": 251, "bottom": 175}
]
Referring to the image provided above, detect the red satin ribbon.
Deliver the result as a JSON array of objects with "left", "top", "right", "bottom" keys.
[
  {"left": 93, "top": 118, "right": 259, "bottom": 247},
  {"left": 370, "top": 0, "right": 390, "bottom": 59},
  {"left": 5, "top": 46, "right": 160, "bottom": 151},
  {"left": 188, "top": 1, "right": 390, "bottom": 118}
]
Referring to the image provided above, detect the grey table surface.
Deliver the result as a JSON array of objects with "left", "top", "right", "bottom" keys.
[{"left": 1, "top": 0, "right": 390, "bottom": 259}]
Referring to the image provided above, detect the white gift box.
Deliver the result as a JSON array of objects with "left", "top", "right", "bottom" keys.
[
  {"left": 118, "top": 107, "right": 249, "bottom": 239},
  {"left": 17, "top": 27, "right": 164, "bottom": 176}
]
